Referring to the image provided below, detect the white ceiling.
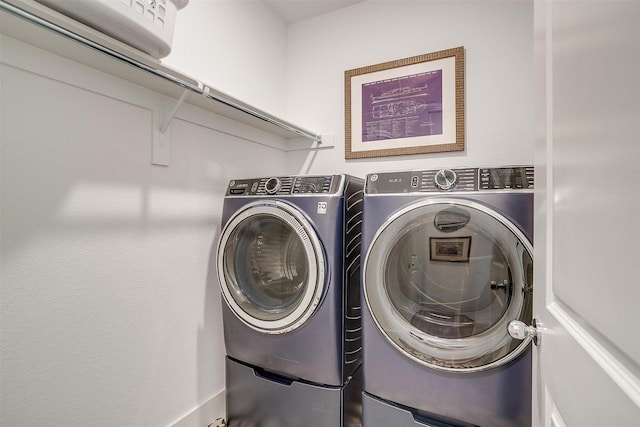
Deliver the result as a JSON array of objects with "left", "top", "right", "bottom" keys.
[{"left": 263, "top": 0, "right": 364, "bottom": 24}]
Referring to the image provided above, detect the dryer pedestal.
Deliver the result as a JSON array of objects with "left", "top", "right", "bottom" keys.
[
  {"left": 362, "top": 392, "right": 475, "bottom": 427},
  {"left": 226, "top": 357, "right": 362, "bottom": 427}
]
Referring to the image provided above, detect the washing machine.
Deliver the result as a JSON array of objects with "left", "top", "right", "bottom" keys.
[
  {"left": 360, "top": 166, "right": 534, "bottom": 427},
  {"left": 217, "top": 174, "right": 364, "bottom": 426}
]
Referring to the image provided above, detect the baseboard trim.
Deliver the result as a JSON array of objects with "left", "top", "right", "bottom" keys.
[{"left": 171, "top": 390, "right": 226, "bottom": 427}]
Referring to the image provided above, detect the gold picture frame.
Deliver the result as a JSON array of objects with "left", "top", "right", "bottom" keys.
[{"left": 345, "top": 47, "right": 465, "bottom": 159}]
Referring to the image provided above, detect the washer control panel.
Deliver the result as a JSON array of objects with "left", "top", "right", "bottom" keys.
[
  {"left": 478, "top": 167, "right": 534, "bottom": 190},
  {"left": 366, "top": 167, "right": 534, "bottom": 194},
  {"left": 434, "top": 169, "right": 458, "bottom": 190},
  {"left": 226, "top": 175, "right": 340, "bottom": 196}
]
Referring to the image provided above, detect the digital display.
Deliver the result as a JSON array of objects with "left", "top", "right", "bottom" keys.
[
  {"left": 294, "top": 176, "right": 333, "bottom": 193},
  {"left": 481, "top": 167, "right": 532, "bottom": 189}
]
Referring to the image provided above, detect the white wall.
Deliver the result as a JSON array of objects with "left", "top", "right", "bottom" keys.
[
  {"left": 1, "top": 2, "right": 291, "bottom": 425},
  {"left": 164, "top": 0, "right": 288, "bottom": 116},
  {"left": 0, "top": 29, "right": 286, "bottom": 427},
  {"left": 285, "top": 0, "right": 534, "bottom": 176}
]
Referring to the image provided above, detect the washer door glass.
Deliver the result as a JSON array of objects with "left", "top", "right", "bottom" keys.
[
  {"left": 364, "top": 199, "right": 533, "bottom": 371},
  {"left": 217, "top": 201, "right": 326, "bottom": 334}
]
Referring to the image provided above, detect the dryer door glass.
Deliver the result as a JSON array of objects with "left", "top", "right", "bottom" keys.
[
  {"left": 218, "top": 202, "right": 326, "bottom": 334},
  {"left": 364, "top": 200, "right": 533, "bottom": 371}
]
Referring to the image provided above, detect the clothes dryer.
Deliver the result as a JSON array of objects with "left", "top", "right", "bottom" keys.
[
  {"left": 217, "top": 174, "right": 364, "bottom": 426},
  {"left": 361, "top": 167, "right": 534, "bottom": 427}
]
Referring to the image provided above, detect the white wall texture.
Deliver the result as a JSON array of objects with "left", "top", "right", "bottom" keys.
[
  {"left": 0, "top": 0, "right": 287, "bottom": 422},
  {"left": 0, "top": 0, "right": 533, "bottom": 426},
  {"left": 164, "top": 0, "right": 288, "bottom": 116},
  {"left": 284, "top": 0, "right": 534, "bottom": 176}
]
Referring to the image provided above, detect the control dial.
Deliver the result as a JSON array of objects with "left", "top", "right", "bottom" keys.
[
  {"left": 264, "top": 177, "right": 281, "bottom": 194},
  {"left": 434, "top": 169, "right": 457, "bottom": 191}
]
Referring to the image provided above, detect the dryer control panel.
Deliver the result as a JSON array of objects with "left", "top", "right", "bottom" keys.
[
  {"left": 226, "top": 175, "right": 342, "bottom": 196},
  {"left": 366, "top": 167, "right": 534, "bottom": 194}
]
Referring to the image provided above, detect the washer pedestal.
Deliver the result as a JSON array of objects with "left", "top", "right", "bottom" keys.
[{"left": 226, "top": 357, "right": 362, "bottom": 427}]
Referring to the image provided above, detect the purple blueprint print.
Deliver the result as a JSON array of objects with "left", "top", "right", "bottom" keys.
[{"left": 362, "top": 70, "right": 442, "bottom": 143}]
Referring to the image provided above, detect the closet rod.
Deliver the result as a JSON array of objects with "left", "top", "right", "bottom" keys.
[
  {"left": 1, "top": 0, "right": 323, "bottom": 143},
  {"left": 205, "top": 91, "right": 321, "bottom": 142}
]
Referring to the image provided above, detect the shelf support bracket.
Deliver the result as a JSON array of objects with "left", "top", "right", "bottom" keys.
[
  {"left": 152, "top": 90, "right": 188, "bottom": 166},
  {"left": 160, "top": 89, "right": 189, "bottom": 134}
]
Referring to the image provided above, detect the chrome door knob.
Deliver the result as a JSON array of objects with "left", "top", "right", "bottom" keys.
[{"left": 508, "top": 319, "right": 540, "bottom": 346}]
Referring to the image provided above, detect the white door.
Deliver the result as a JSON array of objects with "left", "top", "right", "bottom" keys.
[{"left": 533, "top": 1, "right": 640, "bottom": 425}]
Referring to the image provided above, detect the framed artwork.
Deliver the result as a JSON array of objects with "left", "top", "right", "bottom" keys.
[
  {"left": 430, "top": 237, "right": 471, "bottom": 262},
  {"left": 345, "top": 47, "right": 465, "bottom": 159}
]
